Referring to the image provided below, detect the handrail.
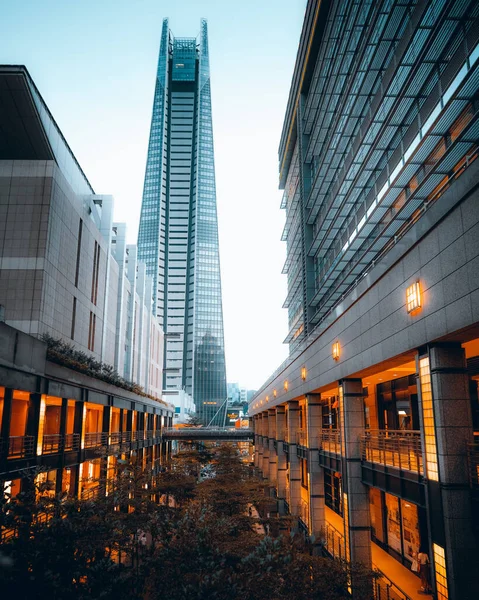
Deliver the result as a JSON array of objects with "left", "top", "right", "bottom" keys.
[
  {"left": 324, "top": 520, "right": 345, "bottom": 561},
  {"left": 8, "top": 435, "right": 35, "bottom": 458},
  {"left": 321, "top": 429, "right": 341, "bottom": 454},
  {"left": 361, "top": 430, "right": 423, "bottom": 474},
  {"left": 372, "top": 562, "right": 413, "bottom": 600}
]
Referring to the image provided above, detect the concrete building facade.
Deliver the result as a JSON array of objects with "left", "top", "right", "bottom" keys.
[
  {"left": 0, "top": 65, "right": 163, "bottom": 399},
  {"left": 251, "top": 2, "right": 479, "bottom": 599}
]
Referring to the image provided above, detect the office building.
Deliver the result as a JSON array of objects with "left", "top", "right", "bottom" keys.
[
  {"left": 0, "top": 65, "right": 173, "bottom": 513},
  {"left": 137, "top": 18, "right": 227, "bottom": 424},
  {"left": 250, "top": 2, "right": 479, "bottom": 599}
]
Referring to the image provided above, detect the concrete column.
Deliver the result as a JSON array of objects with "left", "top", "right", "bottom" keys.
[
  {"left": 340, "top": 379, "right": 371, "bottom": 571},
  {"left": 276, "top": 406, "right": 287, "bottom": 498},
  {"left": 306, "top": 393, "right": 324, "bottom": 540},
  {"left": 418, "top": 344, "right": 477, "bottom": 600},
  {"left": 257, "top": 414, "right": 264, "bottom": 475},
  {"left": 261, "top": 411, "right": 270, "bottom": 479},
  {"left": 253, "top": 415, "right": 260, "bottom": 469},
  {"left": 287, "top": 400, "right": 301, "bottom": 515},
  {"left": 268, "top": 409, "right": 278, "bottom": 485}
]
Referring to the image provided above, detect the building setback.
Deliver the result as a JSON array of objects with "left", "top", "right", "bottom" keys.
[
  {"left": 250, "top": 1, "right": 479, "bottom": 599},
  {"left": 138, "top": 19, "right": 227, "bottom": 425}
]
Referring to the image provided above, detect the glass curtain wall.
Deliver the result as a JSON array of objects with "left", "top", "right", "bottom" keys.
[{"left": 137, "top": 19, "right": 227, "bottom": 425}]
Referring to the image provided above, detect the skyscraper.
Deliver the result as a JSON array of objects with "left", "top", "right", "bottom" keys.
[{"left": 138, "top": 19, "right": 227, "bottom": 425}]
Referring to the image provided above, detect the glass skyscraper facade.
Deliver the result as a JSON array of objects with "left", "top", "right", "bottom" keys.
[{"left": 138, "top": 19, "right": 227, "bottom": 425}]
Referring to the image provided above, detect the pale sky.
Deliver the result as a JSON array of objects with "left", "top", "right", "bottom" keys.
[{"left": 1, "top": 0, "right": 306, "bottom": 390}]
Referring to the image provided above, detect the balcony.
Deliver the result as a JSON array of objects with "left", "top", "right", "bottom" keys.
[
  {"left": 7, "top": 435, "right": 35, "bottom": 458},
  {"left": 361, "top": 430, "right": 423, "bottom": 475},
  {"left": 320, "top": 429, "right": 341, "bottom": 455},
  {"left": 324, "top": 519, "right": 346, "bottom": 561},
  {"left": 42, "top": 433, "right": 79, "bottom": 454},
  {"left": 83, "top": 432, "right": 108, "bottom": 449},
  {"left": 296, "top": 428, "right": 307, "bottom": 447}
]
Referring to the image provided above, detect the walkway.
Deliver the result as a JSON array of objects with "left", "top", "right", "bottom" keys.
[
  {"left": 162, "top": 427, "right": 254, "bottom": 441},
  {"left": 324, "top": 507, "right": 427, "bottom": 600}
]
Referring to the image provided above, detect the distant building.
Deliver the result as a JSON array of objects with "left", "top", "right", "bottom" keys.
[{"left": 137, "top": 19, "right": 227, "bottom": 425}]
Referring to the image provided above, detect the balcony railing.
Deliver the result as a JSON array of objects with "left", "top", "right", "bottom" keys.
[
  {"left": 83, "top": 432, "right": 108, "bottom": 449},
  {"left": 299, "top": 499, "right": 310, "bottom": 528},
  {"left": 64, "top": 433, "right": 80, "bottom": 451},
  {"left": 321, "top": 429, "right": 341, "bottom": 455},
  {"left": 373, "top": 563, "right": 412, "bottom": 600},
  {"left": 154, "top": 429, "right": 162, "bottom": 440},
  {"left": 361, "top": 430, "right": 423, "bottom": 474},
  {"left": 8, "top": 435, "right": 35, "bottom": 458},
  {"left": 81, "top": 486, "right": 100, "bottom": 501},
  {"left": 296, "top": 428, "right": 307, "bottom": 447},
  {"left": 468, "top": 440, "right": 479, "bottom": 491},
  {"left": 324, "top": 520, "right": 345, "bottom": 561},
  {"left": 42, "top": 433, "right": 62, "bottom": 454}
]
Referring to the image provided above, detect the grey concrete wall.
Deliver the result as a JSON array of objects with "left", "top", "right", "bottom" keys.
[{"left": 250, "top": 161, "right": 479, "bottom": 412}]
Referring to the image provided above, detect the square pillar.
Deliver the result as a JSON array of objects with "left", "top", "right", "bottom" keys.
[
  {"left": 339, "top": 379, "right": 371, "bottom": 573},
  {"left": 276, "top": 406, "right": 287, "bottom": 498},
  {"left": 287, "top": 400, "right": 301, "bottom": 515},
  {"left": 253, "top": 415, "right": 261, "bottom": 468},
  {"left": 306, "top": 393, "right": 324, "bottom": 540},
  {"left": 417, "top": 344, "right": 477, "bottom": 600},
  {"left": 256, "top": 414, "right": 264, "bottom": 475},
  {"left": 261, "top": 411, "right": 270, "bottom": 479},
  {"left": 268, "top": 409, "right": 278, "bottom": 485}
]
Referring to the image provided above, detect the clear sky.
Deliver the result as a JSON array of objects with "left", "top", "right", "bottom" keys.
[{"left": 1, "top": 0, "right": 306, "bottom": 390}]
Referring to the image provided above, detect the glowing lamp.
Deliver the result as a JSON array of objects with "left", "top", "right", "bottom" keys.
[
  {"left": 301, "top": 366, "right": 307, "bottom": 381},
  {"left": 284, "top": 380, "right": 289, "bottom": 392},
  {"left": 406, "top": 281, "right": 421, "bottom": 313},
  {"left": 332, "top": 341, "right": 340, "bottom": 361}
]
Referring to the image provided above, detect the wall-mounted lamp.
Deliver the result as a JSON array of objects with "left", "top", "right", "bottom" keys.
[
  {"left": 301, "top": 366, "right": 307, "bottom": 381},
  {"left": 284, "top": 380, "right": 289, "bottom": 392},
  {"left": 266, "top": 395, "right": 269, "bottom": 402},
  {"left": 273, "top": 389, "right": 277, "bottom": 398},
  {"left": 332, "top": 341, "right": 340, "bottom": 361},
  {"left": 406, "top": 281, "right": 421, "bottom": 313}
]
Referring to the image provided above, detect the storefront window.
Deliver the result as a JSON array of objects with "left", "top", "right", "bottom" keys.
[
  {"left": 386, "top": 493, "right": 402, "bottom": 555},
  {"left": 401, "top": 499, "right": 420, "bottom": 563}
]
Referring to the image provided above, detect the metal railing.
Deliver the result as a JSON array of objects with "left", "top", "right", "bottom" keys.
[
  {"left": 361, "top": 430, "right": 423, "bottom": 474},
  {"left": 81, "top": 486, "right": 100, "bottom": 500},
  {"left": 321, "top": 429, "right": 341, "bottom": 454},
  {"left": 83, "top": 432, "right": 108, "bottom": 449},
  {"left": 64, "top": 433, "right": 80, "bottom": 451},
  {"left": 8, "top": 435, "right": 35, "bottom": 458},
  {"left": 42, "top": 433, "right": 62, "bottom": 454},
  {"left": 299, "top": 499, "right": 310, "bottom": 528},
  {"left": 373, "top": 563, "right": 412, "bottom": 600},
  {"left": 296, "top": 428, "right": 307, "bottom": 447},
  {"left": 468, "top": 440, "right": 479, "bottom": 490},
  {"left": 324, "top": 520, "right": 345, "bottom": 561}
]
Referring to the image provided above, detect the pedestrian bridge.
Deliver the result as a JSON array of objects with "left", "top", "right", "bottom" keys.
[{"left": 162, "top": 427, "right": 254, "bottom": 441}]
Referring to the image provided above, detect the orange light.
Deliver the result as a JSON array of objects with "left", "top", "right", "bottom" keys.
[
  {"left": 266, "top": 395, "right": 269, "bottom": 402},
  {"left": 332, "top": 341, "right": 340, "bottom": 361},
  {"left": 301, "top": 366, "right": 307, "bottom": 381},
  {"left": 406, "top": 281, "right": 421, "bottom": 313},
  {"left": 284, "top": 380, "right": 289, "bottom": 391},
  {"left": 273, "top": 389, "right": 277, "bottom": 398}
]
